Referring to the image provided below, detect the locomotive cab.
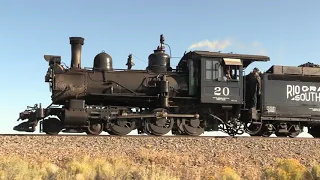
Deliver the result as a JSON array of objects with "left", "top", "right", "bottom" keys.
[
  {"left": 200, "top": 55, "right": 243, "bottom": 104},
  {"left": 179, "top": 51, "right": 270, "bottom": 105},
  {"left": 179, "top": 51, "right": 269, "bottom": 130},
  {"left": 180, "top": 51, "right": 253, "bottom": 103}
]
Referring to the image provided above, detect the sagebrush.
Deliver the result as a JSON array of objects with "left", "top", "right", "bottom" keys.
[{"left": 0, "top": 149, "right": 319, "bottom": 180}]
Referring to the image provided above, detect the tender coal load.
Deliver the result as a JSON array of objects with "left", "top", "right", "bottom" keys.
[
  {"left": 298, "top": 62, "right": 320, "bottom": 67},
  {"left": 93, "top": 51, "right": 113, "bottom": 71}
]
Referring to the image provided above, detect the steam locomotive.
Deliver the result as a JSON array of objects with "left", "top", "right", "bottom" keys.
[{"left": 13, "top": 35, "right": 320, "bottom": 137}]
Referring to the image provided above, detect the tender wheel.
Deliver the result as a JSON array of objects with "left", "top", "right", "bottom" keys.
[
  {"left": 288, "top": 131, "right": 300, "bottom": 138},
  {"left": 245, "top": 122, "right": 263, "bottom": 136},
  {"left": 288, "top": 124, "right": 302, "bottom": 138},
  {"left": 275, "top": 132, "right": 287, "bottom": 137},
  {"left": 261, "top": 131, "right": 273, "bottom": 137},
  {"left": 86, "top": 120, "right": 103, "bottom": 135},
  {"left": 42, "top": 118, "right": 63, "bottom": 135},
  {"left": 246, "top": 123, "right": 272, "bottom": 137},
  {"left": 108, "top": 119, "right": 136, "bottom": 136}
]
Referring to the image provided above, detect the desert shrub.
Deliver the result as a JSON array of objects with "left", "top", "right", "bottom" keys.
[
  {"left": 0, "top": 156, "right": 46, "bottom": 180},
  {"left": 263, "top": 158, "right": 310, "bottom": 180},
  {"left": 3, "top": 153, "right": 320, "bottom": 180},
  {"left": 0, "top": 155, "right": 180, "bottom": 180},
  {"left": 310, "top": 162, "right": 320, "bottom": 180},
  {"left": 214, "top": 167, "right": 241, "bottom": 180}
]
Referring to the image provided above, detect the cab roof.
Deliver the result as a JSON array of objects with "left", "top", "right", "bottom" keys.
[{"left": 179, "top": 51, "right": 270, "bottom": 68}]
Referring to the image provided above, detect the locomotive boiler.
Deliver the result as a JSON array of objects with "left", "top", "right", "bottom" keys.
[{"left": 14, "top": 34, "right": 273, "bottom": 136}]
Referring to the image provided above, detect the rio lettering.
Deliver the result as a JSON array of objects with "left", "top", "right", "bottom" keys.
[{"left": 286, "top": 85, "right": 320, "bottom": 102}]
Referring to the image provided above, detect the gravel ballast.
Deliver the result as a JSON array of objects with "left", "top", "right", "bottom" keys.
[{"left": 0, "top": 135, "right": 318, "bottom": 179}]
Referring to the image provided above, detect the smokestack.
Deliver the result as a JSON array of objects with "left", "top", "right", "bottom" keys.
[{"left": 69, "top": 37, "right": 85, "bottom": 69}]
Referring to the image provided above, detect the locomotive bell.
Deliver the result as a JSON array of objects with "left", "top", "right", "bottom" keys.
[
  {"left": 147, "top": 34, "right": 171, "bottom": 73},
  {"left": 93, "top": 51, "right": 113, "bottom": 71}
]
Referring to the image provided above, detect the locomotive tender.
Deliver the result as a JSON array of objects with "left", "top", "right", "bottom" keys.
[{"left": 13, "top": 35, "right": 320, "bottom": 137}]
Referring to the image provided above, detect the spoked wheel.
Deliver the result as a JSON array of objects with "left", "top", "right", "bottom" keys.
[
  {"left": 246, "top": 123, "right": 272, "bottom": 137},
  {"left": 106, "top": 130, "right": 116, "bottom": 135},
  {"left": 245, "top": 122, "right": 263, "bottom": 136},
  {"left": 42, "top": 118, "right": 63, "bottom": 135},
  {"left": 108, "top": 119, "right": 136, "bottom": 136},
  {"left": 289, "top": 132, "right": 300, "bottom": 138},
  {"left": 145, "top": 108, "right": 174, "bottom": 136},
  {"left": 86, "top": 120, "right": 103, "bottom": 135},
  {"left": 175, "top": 108, "right": 205, "bottom": 136},
  {"left": 288, "top": 123, "right": 302, "bottom": 138},
  {"left": 275, "top": 132, "right": 287, "bottom": 137},
  {"left": 181, "top": 118, "right": 205, "bottom": 136},
  {"left": 275, "top": 123, "right": 302, "bottom": 138}
]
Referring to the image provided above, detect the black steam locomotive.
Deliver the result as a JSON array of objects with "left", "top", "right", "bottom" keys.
[{"left": 13, "top": 35, "right": 320, "bottom": 137}]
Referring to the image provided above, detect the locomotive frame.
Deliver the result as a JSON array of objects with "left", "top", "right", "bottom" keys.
[{"left": 13, "top": 35, "right": 320, "bottom": 137}]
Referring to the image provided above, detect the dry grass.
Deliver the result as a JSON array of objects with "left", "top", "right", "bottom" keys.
[{"left": 0, "top": 147, "right": 319, "bottom": 180}]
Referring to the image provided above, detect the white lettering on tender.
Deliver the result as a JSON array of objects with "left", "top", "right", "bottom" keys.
[
  {"left": 286, "top": 85, "right": 320, "bottom": 102},
  {"left": 214, "top": 87, "right": 230, "bottom": 96}
]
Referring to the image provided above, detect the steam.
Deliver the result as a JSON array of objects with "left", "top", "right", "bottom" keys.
[
  {"left": 188, "top": 38, "right": 268, "bottom": 55},
  {"left": 188, "top": 39, "right": 232, "bottom": 51},
  {"left": 250, "top": 41, "right": 267, "bottom": 55}
]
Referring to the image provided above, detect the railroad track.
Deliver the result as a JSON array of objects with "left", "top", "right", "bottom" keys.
[{"left": 0, "top": 133, "right": 315, "bottom": 140}]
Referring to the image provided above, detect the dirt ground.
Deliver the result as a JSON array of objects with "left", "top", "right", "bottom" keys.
[{"left": 1, "top": 135, "right": 318, "bottom": 179}]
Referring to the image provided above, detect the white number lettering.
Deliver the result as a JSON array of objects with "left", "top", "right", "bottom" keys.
[
  {"left": 266, "top": 106, "right": 276, "bottom": 113},
  {"left": 214, "top": 87, "right": 221, "bottom": 95},
  {"left": 214, "top": 87, "right": 230, "bottom": 96},
  {"left": 222, "top": 87, "right": 230, "bottom": 96}
]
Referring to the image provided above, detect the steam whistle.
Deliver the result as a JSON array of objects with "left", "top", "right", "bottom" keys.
[
  {"left": 158, "top": 34, "right": 165, "bottom": 51},
  {"left": 160, "top": 34, "right": 164, "bottom": 45}
]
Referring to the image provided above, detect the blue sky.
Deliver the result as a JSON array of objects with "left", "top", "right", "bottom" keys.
[{"left": 0, "top": 0, "right": 319, "bottom": 135}]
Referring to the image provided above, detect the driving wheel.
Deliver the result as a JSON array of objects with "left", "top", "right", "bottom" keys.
[
  {"left": 108, "top": 118, "right": 136, "bottom": 136},
  {"left": 145, "top": 108, "right": 174, "bottom": 136},
  {"left": 181, "top": 118, "right": 204, "bottom": 136}
]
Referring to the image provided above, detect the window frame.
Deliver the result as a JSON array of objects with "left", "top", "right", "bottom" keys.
[{"left": 205, "top": 59, "right": 222, "bottom": 80}]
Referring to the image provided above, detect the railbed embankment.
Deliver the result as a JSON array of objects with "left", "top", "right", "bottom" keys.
[{"left": 0, "top": 135, "right": 319, "bottom": 179}]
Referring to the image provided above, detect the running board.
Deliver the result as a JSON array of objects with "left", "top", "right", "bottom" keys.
[{"left": 105, "top": 112, "right": 200, "bottom": 120}]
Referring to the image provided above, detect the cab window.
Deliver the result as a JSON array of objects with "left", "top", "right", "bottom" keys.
[{"left": 205, "top": 59, "right": 222, "bottom": 80}]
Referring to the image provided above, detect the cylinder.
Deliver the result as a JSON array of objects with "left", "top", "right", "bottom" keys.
[{"left": 69, "top": 37, "right": 85, "bottom": 69}]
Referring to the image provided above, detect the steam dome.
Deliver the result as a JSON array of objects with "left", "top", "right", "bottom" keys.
[
  {"left": 93, "top": 51, "right": 113, "bottom": 71},
  {"left": 146, "top": 34, "right": 171, "bottom": 73},
  {"left": 147, "top": 49, "right": 171, "bottom": 73}
]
